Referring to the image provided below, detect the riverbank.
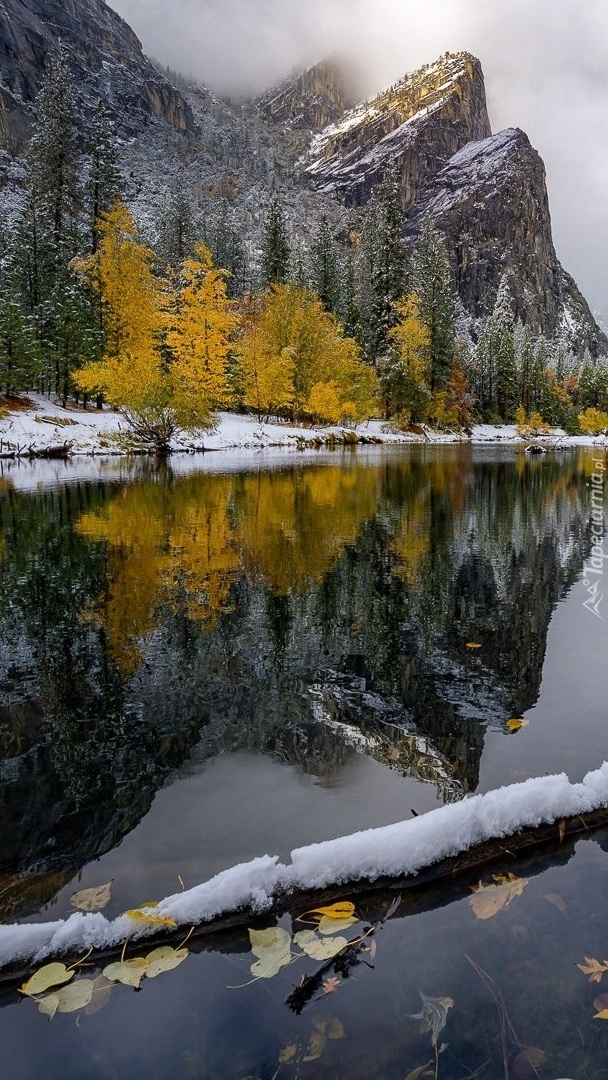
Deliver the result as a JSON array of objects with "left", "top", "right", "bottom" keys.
[{"left": 0, "top": 395, "right": 606, "bottom": 457}]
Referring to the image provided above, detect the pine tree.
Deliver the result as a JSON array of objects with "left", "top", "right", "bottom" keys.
[
  {"left": 491, "top": 277, "right": 517, "bottom": 421},
  {"left": 27, "top": 44, "right": 82, "bottom": 259},
  {"left": 211, "top": 201, "right": 247, "bottom": 297},
  {"left": 259, "top": 196, "right": 290, "bottom": 286},
  {"left": 157, "top": 177, "right": 200, "bottom": 269},
  {"left": 411, "top": 216, "right": 455, "bottom": 391},
  {"left": 337, "top": 254, "right": 361, "bottom": 341},
  {"left": 360, "top": 168, "right": 407, "bottom": 363},
  {"left": 308, "top": 215, "right": 339, "bottom": 313},
  {"left": 87, "top": 100, "right": 124, "bottom": 252}
]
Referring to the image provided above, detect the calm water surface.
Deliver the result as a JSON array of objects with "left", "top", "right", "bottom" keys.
[{"left": 0, "top": 444, "right": 606, "bottom": 1076}]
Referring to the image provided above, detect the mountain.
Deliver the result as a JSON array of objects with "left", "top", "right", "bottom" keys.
[
  {"left": 305, "top": 52, "right": 491, "bottom": 210},
  {"left": 0, "top": 0, "right": 196, "bottom": 151},
  {"left": 297, "top": 51, "right": 606, "bottom": 353},
  {"left": 258, "top": 58, "right": 358, "bottom": 132},
  {"left": 0, "top": 0, "right": 605, "bottom": 357}
]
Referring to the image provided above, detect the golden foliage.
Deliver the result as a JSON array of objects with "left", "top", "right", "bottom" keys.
[
  {"left": 76, "top": 464, "right": 379, "bottom": 672},
  {"left": 236, "top": 284, "right": 377, "bottom": 423},
  {"left": 74, "top": 210, "right": 237, "bottom": 448},
  {"left": 578, "top": 407, "right": 608, "bottom": 435}
]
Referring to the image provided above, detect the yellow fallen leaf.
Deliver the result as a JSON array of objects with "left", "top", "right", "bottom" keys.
[
  {"left": 145, "top": 947, "right": 189, "bottom": 978},
  {"left": 594, "top": 1009, "right": 608, "bottom": 1020},
  {"left": 577, "top": 956, "right": 608, "bottom": 983},
  {"left": 469, "top": 874, "right": 528, "bottom": 920},
  {"left": 37, "top": 994, "right": 59, "bottom": 1020},
  {"left": 303, "top": 1031, "right": 326, "bottom": 1062},
  {"left": 303, "top": 902, "right": 356, "bottom": 921},
  {"left": 103, "top": 958, "right": 148, "bottom": 989},
  {"left": 279, "top": 1045, "right": 298, "bottom": 1064},
  {"left": 20, "top": 963, "right": 75, "bottom": 997},
  {"left": 125, "top": 903, "right": 177, "bottom": 928},
  {"left": 83, "top": 975, "right": 113, "bottom": 1016},
  {"left": 506, "top": 718, "right": 530, "bottom": 732},
  {"left": 316, "top": 913, "right": 358, "bottom": 935},
  {"left": 54, "top": 979, "right": 95, "bottom": 1013},
  {"left": 466, "top": 642, "right": 482, "bottom": 649},
  {"left": 70, "top": 881, "right": 113, "bottom": 912},
  {"left": 294, "top": 929, "right": 349, "bottom": 960},
  {"left": 248, "top": 926, "right": 292, "bottom": 979}
]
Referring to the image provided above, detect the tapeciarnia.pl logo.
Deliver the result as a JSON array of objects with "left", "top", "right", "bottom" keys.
[{"left": 582, "top": 456, "right": 606, "bottom": 620}]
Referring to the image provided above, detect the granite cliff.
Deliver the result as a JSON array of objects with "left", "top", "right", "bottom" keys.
[{"left": 0, "top": 0, "right": 195, "bottom": 151}]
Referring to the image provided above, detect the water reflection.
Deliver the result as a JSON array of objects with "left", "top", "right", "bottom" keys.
[{"left": 0, "top": 448, "right": 603, "bottom": 917}]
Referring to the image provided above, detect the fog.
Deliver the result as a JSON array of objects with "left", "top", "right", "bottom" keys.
[{"left": 109, "top": 0, "right": 608, "bottom": 322}]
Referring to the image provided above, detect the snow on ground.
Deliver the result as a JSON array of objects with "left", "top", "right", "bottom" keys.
[
  {"left": 0, "top": 396, "right": 605, "bottom": 461},
  {"left": 1, "top": 762, "right": 607, "bottom": 969}
]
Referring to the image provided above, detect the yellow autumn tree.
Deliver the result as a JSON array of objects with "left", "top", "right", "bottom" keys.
[
  {"left": 383, "top": 292, "right": 431, "bottom": 424},
  {"left": 236, "top": 284, "right": 378, "bottom": 424},
  {"left": 166, "top": 245, "right": 239, "bottom": 429},
  {"left": 73, "top": 207, "right": 238, "bottom": 453}
]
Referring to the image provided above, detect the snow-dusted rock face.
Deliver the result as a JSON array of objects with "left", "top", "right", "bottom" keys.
[
  {"left": 258, "top": 58, "right": 358, "bottom": 132},
  {"left": 304, "top": 52, "right": 491, "bottom": 210},
  {"left": 0, "top": 0, "right": 196, "bottom": 150},
  {"left": 403, "top": 128, "right": 608, "bottom": 354}
]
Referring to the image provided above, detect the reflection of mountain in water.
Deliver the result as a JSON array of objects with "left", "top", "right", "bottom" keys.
[{"left": 0, "top": 450, "right": 594, "bottom": 913}]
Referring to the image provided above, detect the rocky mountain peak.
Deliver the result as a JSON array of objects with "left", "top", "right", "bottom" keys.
[
  {"left": 258, "top": 57, "right": 359, "bottom": 132},
  {"left": 0, "top": 0, "right": 196, "bottom": 151},
  {"left": 305, "top": 51, "right": 491, "bottom": 209}
]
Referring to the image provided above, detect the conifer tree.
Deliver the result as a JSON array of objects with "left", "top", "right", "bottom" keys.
[
  {"left": 360, "top": 168, "right": 407, "bottom": 362},
  {"left": 259, "top": 196, "right": 290, "bottom": 286},
  {"left": 212, "top": 201, "right": 247, "bottom": 297},
  {"left": 157, "top": 177, "right": 200, "bottom": 269},
  {"left": 411, "top": 216, "right": 455, "bottom": 391},
  {"left": 87, "top": 100, "right": 124, "bottom": 252},
  {"left": 308, "top": 215, "right": 339, "bottom": 313}
]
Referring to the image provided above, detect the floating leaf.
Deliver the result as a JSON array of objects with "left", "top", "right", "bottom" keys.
[
  {"left": 577, "top": 956, "right": 608, "bottom": 983},
  {"left": 103, "top": 958, "right": 148, "bottom": 989},
  {"left": 248, "top": 926, "right": 292, "bottom": 979},
  {"left": 465, "top": 642, "right": 482, "bottom": 649},
  {"left": 303, "top": 1031, "right": 326, "bottom": 1062},
  {"left": 54, "top": 979, "right": 95, "bottom": 1014},
  {"left": 37, "top": 994, "right": 59, "bottom": 1020},
  {"left": 322, "top": 976, "right": 341, "bottom": 995},
  {"left": 594, "top": 1009, "right": 608, "bottom": 1020},
  {"left": 316, "top": 913, "right": 358, "bottom": 935},
  {"left": 545, "top": 892, "right": 567, "bottom": 914},
  {"left": 512, "top": 1047, "right": 547, "bottom": 1078},
  {"left": 279, "top": 1044, "right": 298, "bottom": 1064},
  {"left": 506, "top": 718, "right": 530, "bottom": 732},
  {"left": 125, "top": 903, "right": 177, "bottom": 928},
  {"left": 303, "top": 902, "right": 356, "bottom": 921},
  {"left": 294, "top": 929, "right": 349, "bottom": 960},
  {"left": 70, "top": 881, "right": 113, "bottom": 912},
  {"left": 404, "top": 1064, "right": 433, "bottom": 1080},
  {"left": 409, "top": 992, "right": 454, "bottom": 1048},
  {"left": 469, "top": 873, "right": 528, "bottom": 920},
  {"left": 145, "top": 947, "right": 189, "bottom": 979},
  {"left": 20, "top": 963, "right": 75, "bottom": 997},
  {"left": 83, "top": 975, "right": 113, "bottom": 1016}
]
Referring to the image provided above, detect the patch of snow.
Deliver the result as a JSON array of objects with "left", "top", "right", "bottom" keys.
[{"left": 2, "top": 762, "right": 607, "bottom": 969}]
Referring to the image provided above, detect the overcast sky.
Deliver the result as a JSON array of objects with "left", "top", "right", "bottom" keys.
[{"left": 110, "top": 0, "right": 608, "bottom": 322}]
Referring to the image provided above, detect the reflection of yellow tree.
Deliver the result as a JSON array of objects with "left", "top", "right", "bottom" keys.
[
  {"left": 77, "top": 464, "right": 381, "bottom": 672},
  {"left": 77, "top": 476, "right": 240, "bottom": 675},
  {"left": 235, "top": 465, "right": 379, "bottom": 594},
  {"left": 391, "top": 456, "right": 470, "bottom": 584}
]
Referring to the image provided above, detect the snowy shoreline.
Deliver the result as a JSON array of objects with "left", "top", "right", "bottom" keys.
[
  {"left": 0, "top": 396, "right": 606, "bottom": 460},
  {"left": 1, "top": 762, "right": 607, "bottom": 971}
]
